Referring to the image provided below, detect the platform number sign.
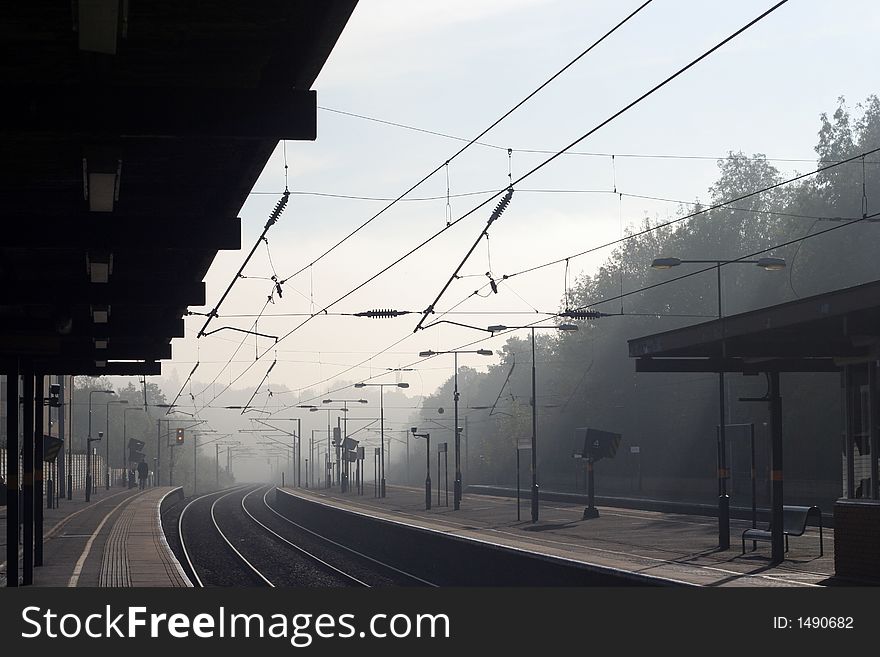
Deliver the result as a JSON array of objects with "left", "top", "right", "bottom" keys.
[
  {"left": 574, "top": 428, "right": 622, "bottom": 462},
  {"left": 175, "top": 428, "right": 185, "bottom": 445}
]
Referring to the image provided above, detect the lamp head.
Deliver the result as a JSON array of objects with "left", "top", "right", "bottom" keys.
[
  {"left": 354, "top": 383, "right": 366, "bottom": 388},
  {"left": 557, "top": 323, "right": 579, "bottom": 332},
  {"left": 477, "top": 349, "right": 493, "bottom": 356},
  {"left": 397, "top": 382, "right": 409, "bottom": 388},
  {"left": 487, "top": 325, "right": 507, "bottom": 332},
  {"left": 418, "top": 350, "right": 435, "bottom": 357},
  {"left": 651, "top": 257, "right": 681, "bottom": 270},
  {"left": 322, "top": 399, "right": 332, "bottom": 404},
  {"left": 410, "top": 427, "right": 417, "bottom": 435}
]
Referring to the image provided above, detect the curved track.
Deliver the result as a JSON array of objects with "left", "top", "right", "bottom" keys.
[{"left": 177, "top": 484, "right": 433, "bottom": 587}]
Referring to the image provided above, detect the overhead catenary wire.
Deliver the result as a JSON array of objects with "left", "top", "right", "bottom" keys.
[
  {"left": 197, "top": 189, "right": 290, "bottom": 338},
  {"left": 203, "top": 1, "right": 790, "bottom": 409},
  {"left": 274, "top": 210, "right": 876, "bottom": 415},
  {"left": 318, "top": 104, "right": 880, "bottom": 166},
  {"left": 272, "top": 1, "right": 656, "bottom": 288},
  {"left": 501, "top": 145, "right": 880, "bottom": 282},
  {"left": 411, "top": 0, "right": 792, "bottom": 332},
  {"left": 415, "top": 187, "right": 514, "bottom": 330}
]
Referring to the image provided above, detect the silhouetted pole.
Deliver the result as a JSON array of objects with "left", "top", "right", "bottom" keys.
[
  {"left": 530, "top": 327, "right": 539, "bottom": 523},
  {"left": 769, "top": 371, "right": 784, "bottom": 564},
  {"left": 35, "top": 373, "right": 44, "bottom": 567},
  {"left": 23, "top": 365, "right": 34, "bottom": 584},
  {"left": 7, "top": 362, "right": 20, "bottom": 586},
  {"left": 716, "top": 263, "right": 730, "bottom": 549}
]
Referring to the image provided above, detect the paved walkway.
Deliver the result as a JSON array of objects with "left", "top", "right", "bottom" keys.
[
  {"left": 280, "top": 484, "right": 835, "bottom": 587},
  {"left": 2, "top": 486, "right": 190, "bottom": 587}
]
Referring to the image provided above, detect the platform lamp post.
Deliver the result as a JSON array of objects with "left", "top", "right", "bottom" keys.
[
  {"left": 322, "top": 398, "right": 368, "bottom": 491},
  {"left": 104, "top": 399, "right": 127, "bottom": 489},
  {"left": 307, "top": 406, "right": 349, "bottom": 487},
  {"left": 87, "top": 389, "right": 115, "bottom": 501},
  {"left": 123, "top": 406, "right": 144, "bottom": 487},
  {"left": 410, "top": 428, "right": 431, "bottom": 509},
  {"left": 488, "top": 323, "right": 579, "bottom": 522},
  {"left": 651, "top": 255, "right": 786, "bottom": 549},
  {"left": 354, "top": 382, "right": 409, "bottom": 497},
  {"left": 419, "top": 348, "right": 492, "bottom": 510}
]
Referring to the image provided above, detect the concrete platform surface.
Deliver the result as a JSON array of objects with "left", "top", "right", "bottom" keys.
[
  {"left": 279, "top": 484, "right": 836, "bottom": 587},
  {"left": 2, "top": 486, "right": 190, "bottom": 587}
]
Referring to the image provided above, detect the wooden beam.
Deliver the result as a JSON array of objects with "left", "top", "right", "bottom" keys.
[{"left": 4, "top": 86, "right": 317, "bottom": 140}]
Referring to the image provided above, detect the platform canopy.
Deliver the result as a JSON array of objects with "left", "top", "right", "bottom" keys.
[
  {"left": 628, "top": 279, "right": 880, "bottom": 374},
  {"left": 0, "top": 1, "right": 357, "bottom": 375}
]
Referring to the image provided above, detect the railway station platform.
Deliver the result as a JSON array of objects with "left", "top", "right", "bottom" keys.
[
  {"left": 277, "top": 484, "right": 836, "bottom": 587},
  {"left": 1, "top": 486, "right": 190, "bottom": 587}
]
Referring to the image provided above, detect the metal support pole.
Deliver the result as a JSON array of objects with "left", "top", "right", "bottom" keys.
[
  {"left": 425, "top": 433, "right": 431, "bottom": 510},
  {"left": 35, "top": 373, "right": 44, "bottom": 567},
  {"left": 66, "top": 376, "right": 73, "bottom": 500},
  {"left": 6, "top": 363, "right": 20, "bottom": 586},
  {"left": 870, "top": 363, "right": 879, "bottom": 499},
  {"left": 193, "top": 432, "right": 197, "bottom": 495},
  {"left": 454, "top": 352, "right": 461, "bottom": 510},
  {"left": 57, "top": 375, "right": 65, "bottom": 500},
  {"left": 156, "top": 420, "right": 161, "bottom": 487},
  {"left": 583, "top": 456, "right": 599, "bottom": 519},
  {"left": 105, "top": 402, "right": 110, "bottom": 490},
  {"left": 750, "top": 422, "right": 757, "bottom": 550},
  {"left": 845, "top": 366, "right": 855, "bottom": 498},
  {"left": 23, "top": 366, "right": 34, "bottom": 584},
  {"left": 530, "top": 327, "right": 539, "bottom": 523},
  {"left": 516, "top": 448, "right": 521, "bottom": 521},
  {"left": 717, "top": 263, "right": 730, "bottom": 550},
  {"left": 769, "top": 371, "right": 784, "bottom": 564},
  {"left": 445, "top": 447, "right": 449, "bottom": 507},
  {"left": 380, "top": 388, "right": 386, "bottom": 497},
  {"left": 86, "top": 391, "right": 93, "bottom": 502},
  {"left": 216, "top": 444, "right": 220, "bottom": 487}
]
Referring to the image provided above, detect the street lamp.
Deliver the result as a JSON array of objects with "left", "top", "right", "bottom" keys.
[
  {"left": 651, "top": 254, "right": 786, "bottom": 549},
  {"left": 87, "top": 389, "right": 114, "bottom": 501},
  {"left": 487, "top": 323, "right": 579, "bottom": 522},
  {"left": 104, "top": 399, "right": 127, "bottom": 489},
  {"left": 123, "top": 407, "right": 144, "bottom": 487},
  {"left": 419, "top": 348, "right": 493, "bottom": 510},
  {"left": 410, "top": 427, "right": 431, "bottom": 510},
  {"left": 354, "top": 382, "right": 410, "bottom": 497},
  {"left": 322, "top": 398, "right": 368, "bottom": 490}
]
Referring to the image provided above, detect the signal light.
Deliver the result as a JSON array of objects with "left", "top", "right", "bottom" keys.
[{"left": 175, "top": 428, "right": 185, "bottom": 445}]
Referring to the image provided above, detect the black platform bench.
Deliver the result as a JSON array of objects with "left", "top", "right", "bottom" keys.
[{"left": 741, "top": 505, "right": 823, "bottom": 557}]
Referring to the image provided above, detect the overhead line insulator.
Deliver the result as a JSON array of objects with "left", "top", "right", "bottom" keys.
[
  {"left": 353, "top": 309, "right": 412, "bottom": 318},
  {"left": 560, "top": 309, "right": 610, "bottom": 319}
]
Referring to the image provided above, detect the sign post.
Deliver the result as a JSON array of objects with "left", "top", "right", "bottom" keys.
[
  {"left": 574, "top": 428, "right": 622, "bottom": 519},
  {"left": 516, "top": 438, "right": 531, "bottom": 521}
]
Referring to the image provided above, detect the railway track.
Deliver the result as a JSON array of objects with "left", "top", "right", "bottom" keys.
[{"left": 176, "top": 484, "right": 433, "bottom": 587}]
